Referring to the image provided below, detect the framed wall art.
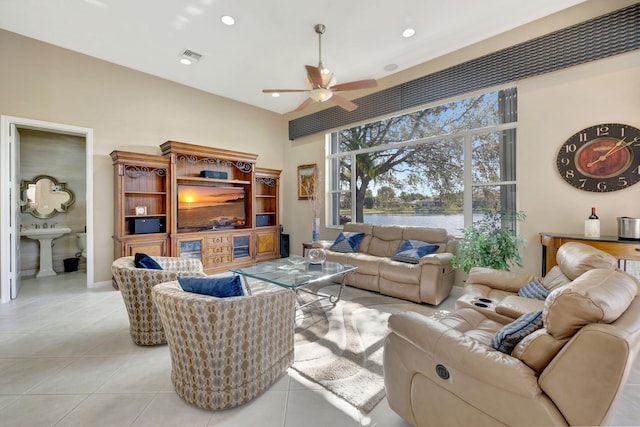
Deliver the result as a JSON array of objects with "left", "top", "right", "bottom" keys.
[{"left": 297, "top": 163, "right": 317, "bottom": 200}]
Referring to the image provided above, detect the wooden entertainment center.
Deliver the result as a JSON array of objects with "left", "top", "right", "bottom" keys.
[{"left": 111, "top": 141, "right": 281, "bottom": 274}]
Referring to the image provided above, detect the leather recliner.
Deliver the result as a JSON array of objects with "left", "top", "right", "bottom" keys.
[
  {"left": 455, "top": 242, "right": 619, "bottom": 323},
  {"left": 383, "top": 266, "right": 640, "bottom": 426}
]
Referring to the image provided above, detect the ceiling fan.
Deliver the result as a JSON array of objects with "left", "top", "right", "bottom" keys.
[{"left": 262, "top": 24, "right": 377, "bottom": 112}]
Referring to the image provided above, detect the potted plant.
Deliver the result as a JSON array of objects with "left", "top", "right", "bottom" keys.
[{"left": 452, "top": 209, "right": 526, "bottom": 274}]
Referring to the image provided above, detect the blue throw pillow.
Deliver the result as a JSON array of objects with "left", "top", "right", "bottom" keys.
[
  {"left": 330, "top": 232, "right": 365, "bottom": 253},
  {"left": 391, "top": 240, "right": 440, "bottom": 264},
  {"left": 134, "top": 253, "right": 162, "bottom": 270},
  {"left": 178, "top": 275, "right": 245, "bottom": 298},
  {"left": 490, "top": 310, "right": 543, "bottom": 354},
  {"left": 518, "top": 280, "right": 549, "bottom": 300}
]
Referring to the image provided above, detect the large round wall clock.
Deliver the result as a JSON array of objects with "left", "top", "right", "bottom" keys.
[{"left": 556, "top": 123, "right": 640, "bottom": 192}]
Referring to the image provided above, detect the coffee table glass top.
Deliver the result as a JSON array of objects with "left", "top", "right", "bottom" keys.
[{"left": 230, "top": 258, "right": 356, "bottom": 289}]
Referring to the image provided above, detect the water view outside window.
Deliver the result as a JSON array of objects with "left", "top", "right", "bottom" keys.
[{"left": 328, "top": 88, "right": 518, "bottom": 235}]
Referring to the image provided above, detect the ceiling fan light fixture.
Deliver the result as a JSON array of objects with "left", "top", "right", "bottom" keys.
[{"left": 309, "top": 88, "right": 333, "bottom": 102}]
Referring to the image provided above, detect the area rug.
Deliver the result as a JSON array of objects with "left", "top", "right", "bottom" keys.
[{"left": 292, "top": 283, "right": 449, "bottom": 413}]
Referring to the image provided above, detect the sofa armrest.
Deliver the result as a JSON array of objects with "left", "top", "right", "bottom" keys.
[
  {"left": 312, "top": 240, "right": 334, "bottom": 250},
  {"left": 466, "top": 267, "right": 539, "bottom": 293},
  {"left": 388, "top": 312, "right": 541, "bottom": 398},
  {"left": 418, "top": 252, "right": 453, "bottom": 266}
]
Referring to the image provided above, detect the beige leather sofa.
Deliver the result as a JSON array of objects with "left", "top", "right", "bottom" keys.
[
  {"left": 455, "top": 242, "right": 618, "bottom": 323},
  {"left": 383, "top": 267, "right": 640, "bottom": 426},
  {"left": 314, "top": 223, "right": 455, "bottom": 305}
]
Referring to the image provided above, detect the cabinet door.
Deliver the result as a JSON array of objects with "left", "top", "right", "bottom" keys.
[
  {"left": 232, "top": 233, "right": 253, "bottom": 261},
  {"left": 119, "top": 237, "right": 169, "bottom": 257},
  {"left": 255, "top": 228, "right": 279, "bottom": 261},
  {"left": 177, "top": 238, "right": 205, "bottom": 264}
]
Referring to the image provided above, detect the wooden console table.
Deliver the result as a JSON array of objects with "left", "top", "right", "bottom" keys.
[{"left": 540, "top": 232, "right": 640, "bottom": 275}]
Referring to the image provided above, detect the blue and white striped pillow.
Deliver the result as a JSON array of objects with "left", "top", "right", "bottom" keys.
[
  {"left": 490, "top": 310, "right": 543, "bottom": 354},
  {"left": 518, "top": 280, "right": 549, "bottom": 300}
]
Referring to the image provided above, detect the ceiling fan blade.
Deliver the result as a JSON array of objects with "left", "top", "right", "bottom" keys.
[
  {"left": 331, "top": 94, "right": 358, "bottom": 112},
  {"left": 262, "top": 89, "right": 308, "bottom": 93},
  {"left": 294, "top": 97, "right": 314, "bottom": 112},
  {"left": 330, "top": 79, "right": 378, "bottom": 92},
  {"left": 305, "top": 65, "right": 324, "bottom": 88}
]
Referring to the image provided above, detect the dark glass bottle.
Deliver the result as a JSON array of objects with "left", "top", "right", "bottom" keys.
[{"left": 589, "top": 207, "right": 598, "bottom": 219}]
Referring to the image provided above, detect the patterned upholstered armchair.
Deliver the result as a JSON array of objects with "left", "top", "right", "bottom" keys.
[
  {"left": 152, "top": 281, "right": 296, "bottom": 410},
  {"left": 111, "top": 256, "right": 206, "bottom": 345}
]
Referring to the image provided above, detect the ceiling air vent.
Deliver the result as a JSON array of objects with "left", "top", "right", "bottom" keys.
[{"left": 179, "top": 49, "right": 203, "bottom": 64}]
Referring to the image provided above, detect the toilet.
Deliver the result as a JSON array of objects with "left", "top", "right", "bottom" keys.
[{"left": 76, "top": 232, "right": 87, "bottom": 259}]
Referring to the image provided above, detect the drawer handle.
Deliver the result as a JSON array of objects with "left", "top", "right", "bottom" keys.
[{"left": 636, "top": 248, "right": 640, "bottom": 252}]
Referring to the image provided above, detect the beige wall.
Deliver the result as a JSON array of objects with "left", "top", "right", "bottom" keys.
[
  {"left": 282, "top": 0, "right": 640, "bottom": 278},
  {"left": 0, "top": 29, "right": 286, "bottom": 285},
  {"left": 1, "top": 0, "right": 639, "bottom": 289}
]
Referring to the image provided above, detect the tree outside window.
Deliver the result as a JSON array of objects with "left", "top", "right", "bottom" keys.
[{"left": 328, "top": 88, "right": 518, "bottom": 235}]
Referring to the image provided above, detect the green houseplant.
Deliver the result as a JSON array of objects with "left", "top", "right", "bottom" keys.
[{"left": 452, "top": 210, "right": 526, "bottom": 274}]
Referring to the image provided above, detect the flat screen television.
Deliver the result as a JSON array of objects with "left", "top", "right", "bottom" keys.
[{"left": 177, "top": 184, "right": 246, "bottom": 230}]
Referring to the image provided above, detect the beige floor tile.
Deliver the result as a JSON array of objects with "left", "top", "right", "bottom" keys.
[
  {"left": 96, "top": 352, "right": 174, "bottom": 393},
  {"left": 27, "top": 356, "right": 125, "bottom": 394},
  {"left": 0, "top": 358, "right": 69, "bottom": 394},
  {"left": 1, "top": 394, "right": 86, "bottom": 427},
  {"left": 608, "top": 384, "right": 640, "bottom": 426},
  {"left": 206, "top": 389, "right": 288, "bottom": 427},
  {"left": 55, "top": 393, "right": 155, "bottom": 427},
  {"left": 131, "top": 392, "right": 213, "bottom": 427},
  {"left": 284, "top": 388, "right": 360, "bottom": 427}
]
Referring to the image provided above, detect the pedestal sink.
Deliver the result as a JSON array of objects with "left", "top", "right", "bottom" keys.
[{"left": 20, "top": 227, "right": 72, "bottom": 278}]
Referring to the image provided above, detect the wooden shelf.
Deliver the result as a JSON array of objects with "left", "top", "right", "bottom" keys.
[
  {"left": 176, "top": 176, "right": 251, "bottom": 185},
  {"left": 124, "top": 214, "right": 167, "bottom": 219},
  {"left": 124, "top": 191, "right": 167, "bottom": 195}
]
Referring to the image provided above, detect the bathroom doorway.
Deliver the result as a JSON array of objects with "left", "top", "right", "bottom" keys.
[{"left": 0, "top": 116, "right": 94, "bottom": 303}]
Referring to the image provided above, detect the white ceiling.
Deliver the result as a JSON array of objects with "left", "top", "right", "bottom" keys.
[{"left": 1, "top": 0, "right": 587, "bottom": 114}]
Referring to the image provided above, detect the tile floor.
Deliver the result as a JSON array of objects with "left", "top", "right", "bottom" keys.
[{"left": 0, "top": 272, "right": 638, "bottom": 426}]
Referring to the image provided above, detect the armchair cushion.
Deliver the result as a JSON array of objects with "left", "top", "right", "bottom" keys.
[
  {"left": 134, "top": 252, "right": 162, "bottom": 270},
  {"left": 544, "top": 268, "right": 638, "bottom": 339},
  {"left": 178, "top": 275, "right": 245, "bottom": 298},
  {"left": 495, "top": 295, "right": 545, "bottom": 319},
  {"left": 555, "top": 242, "right": 617, "bottom": 280},
  {"left": 490, "top": 310, "right": 544, "bottom": 354},
  {"left": 391, "top": 240, "right": 439, "bottom": 264},
  {"left": 512, "top": 328, "right": 569, "bottom": 373},
  {"left": 330, "top": 232, "right": 365, "bottom": 253},
  {"left": 518, "top": 280, "right": 549, "bottom": 300}
]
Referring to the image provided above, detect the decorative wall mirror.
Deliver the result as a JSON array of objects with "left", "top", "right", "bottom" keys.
[{"left": 20, "top": 175, "right": 75, "bottom": 219}]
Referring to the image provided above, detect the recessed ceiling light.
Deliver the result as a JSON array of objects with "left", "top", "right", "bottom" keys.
[
  {"left": 180, "top": 58, "right": 192, "bottom": 65},
  {"left": 384, "top": 64, "right": 398, "bottom": 72},
  {"left": 221, "top": 15, "right": 235, "bottom": 26},
  {"left": 402, "top": 28, "right": 416, "bottom": 38},
  {"left": 271, "top": 93, "right": 280, "bottom": 98}
]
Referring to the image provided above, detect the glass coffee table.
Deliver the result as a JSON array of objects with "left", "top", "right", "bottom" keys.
[{"left": 230, "top": 258, "right": 357, "bottom": 307}]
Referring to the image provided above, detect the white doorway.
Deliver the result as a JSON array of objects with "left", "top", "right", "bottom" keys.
[{"left": 1, "top": 116, "right": 94, "bottom": 303}]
